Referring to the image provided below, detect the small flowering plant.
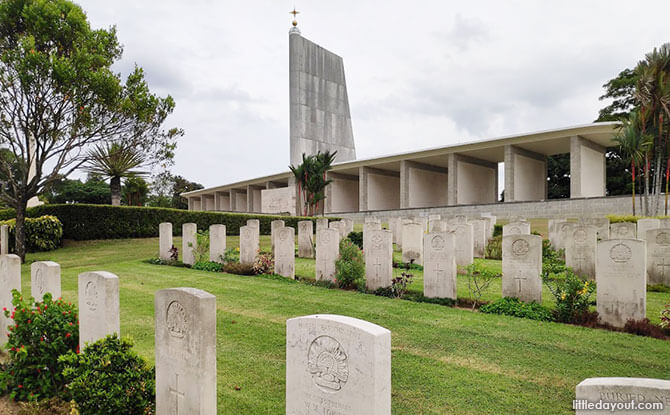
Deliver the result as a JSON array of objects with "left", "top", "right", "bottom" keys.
[
  {"left": 0, "top": 290, "right": 79, "bottom": 401},
  {"left": 544, "top": 269, "right": 596, "bottom": 324},
  {"left": 661, "top": 304, "right": 670, "bottom": 329}
]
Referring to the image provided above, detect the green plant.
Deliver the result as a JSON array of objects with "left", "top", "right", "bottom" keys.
[
  {"left": 169, "top": 245, "right": 178, "bottom": 262},
  {"left": 85, "top": 143, "right": 148, "bottom": 206},
  {"left": 464, "top": 263, "right": 500, "bottom": 310},
  {"left": 289, "top": 151, "right": 337, "bottom": 216},
  {"left": 0, "top": 216, "right": 63, "bottom": 252},
  {"left": 389, "top": 272, "right": 413, "bottom": 298},
  {"left": 661, "top": 304, "right": 670, "bottom": 329},
  {"left": 60, "top": 335, "right": 155, "bottom": 415},
  {"left": 480, "top": 297, "right": 554, "bottom": 322},
  {"left": 334, "top": 238, "right": 365, "bottom": 289},
  {"left": 485, "top": 235, "right": 502, "bottom": 260},
  {"left": 190, "top": 230, "right": 210, "bottom": 263},
  {"left": 221, "top": 247, "right": 239, "bottom": 265},
  {"left": 0, "top": 291, "right": 79, "bottom": 401},
  {"left": 543, "top": 269, "right": 596, "bottom": 324},
  {"left": 648, "top": 284, "right": 670, "bottom": 293},
  {"left": 192, "top": 261, "right": 223, "bottom": 272},
  {"left": 21, "top": 204, "right": 328, "bottom": 240},
  {"left": 493, "top": 224, "right": 503, "bottom": 237},
  {"left": 347, "top": 231, "right": 363, "bottom": 250},
  {"left": 252, "top": 252, "right": 274, "bottom": 275}
]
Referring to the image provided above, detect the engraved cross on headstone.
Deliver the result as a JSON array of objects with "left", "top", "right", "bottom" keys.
[
  {"left": 169, "top": 373, "right": 185, "bottom": 415},
  {"left": 656, "top": 257, "right": 670, "bottom": 277},
  {"left": 573, "top": 253, "right": 587, "bottom": 270},
  {"left": 513, "top": 274, "right": 527, "bottom": 294},
  {"left": 433, "top": 262, "right": 444, "bottom": 279},
  {"left": 373, "top": 256, "right": 382, "bottom": 277}
]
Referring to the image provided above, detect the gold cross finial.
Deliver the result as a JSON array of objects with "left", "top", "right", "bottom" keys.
[{"left": 290, "top": 7, "right": 299, "bottom": 26}]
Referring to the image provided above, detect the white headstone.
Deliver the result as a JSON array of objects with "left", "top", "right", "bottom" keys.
[
  {"left": 275, "top": 226, "right": 295, "bottom": 279},
  {"left": 469, "top": 219, "right": 488, "bottom": 258},
  {"left": 246, "top": 219, "right": 260, "bottom": 235},
  {"left": 365, "top": 216, "right": 380, "bottom": 224},
  {"left": 609, "top": 222, "right": 636, "bottom": 239},
  {"left": 575, "top": 377, "right": 670, "bottom": 415},
  {"left": 271, "top": 219, "right": 285, "bottom": 253},
  {"left": 596, "top": 239, "right": 646, "bottom": 328},
  {"left": 329, "top": 221, "right": 346, "bottom": 240},
  {"left": 502, "top": 221, "right": 531, "bottom": 237},
  {"left": 155, "top": 288, "right": 216, "bottom": 415},
  {"left": 239, "top": 225, "right": 258, "bottom": 265},
  {"left": 316, "top": 218, "right": 329, "bottom": 233},
  {"left": 31, "top": 261, "right": 60, "bottom": 301},
  {"left": 159, "top": 222, "right": 173, "bottom": 261},
  {"left": 502, "top": 235, "right": 542, "bottom": 303},
  {"left": 363, "top": 221, "right": 382, "bottom": 253},
  {"left": 646, "top": 228, "right": 670, "bottom": 286},
  {"left": 365, "top": 230, "right": 393, "bottom": 291},
  {"left": 449, "top": 223, "right": 474, "bottom": 268},
  {"left": 428, "top": 217, "right": 447, "bottom": 233},
  {"left": 637, "top": 218, "right": 661, "bottom": 242},
  {"left": 389, "top": 217, "right": 402, "bottom": 245},
  {"left": 78, "top": 271, "right": 120, "bottom": 350},
  {"left": 209, "top": 224, "right": 226, "bottom": 263},
  {"left": 548, "top": 219, "right": 566, "bottom": 250},
  {"left": 182, "top": 223, "right": 197, "bottom": 266},
  {"left": 580, "top": 217, "right": 610, "bottom": 239},
  {"left": 423, "top": 232, "right": 457, "bottom": 299},
  {"left": 0, "top": 254, "right": 21, "bottom": 343},
  {"left": 565, "top": 225, "right": 597, "bottom": 280},
  {"left": 401, "top": 223, "right": 423, "bottom": 265},
  {"left": 316, "top": 228, "right": 340, "bottom": 282},
  {"left": 342, "top": 218, "right": 354, "bottom": 236},
  {"left": 286, "top": 314, "right": 391, "bottom": 415},
  {"left": 556, "top": 221, "right": 576, "bottom": 252},
  {"left": 0, "top": 224, "right": 8, "bottom": 255},
  {"left": 480, "top": 214, "right": 496, "bottom": 239},
  {"left": 298, "top": 221, "right": 314, "bottom": 258}
]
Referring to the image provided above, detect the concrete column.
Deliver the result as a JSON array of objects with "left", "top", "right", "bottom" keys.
[
  {"left": 356, "top": 167, "right": 399, "bottom": 211},
  {"left": 504, "top": 145, "right": 547, "bottom": 202},
  {"left": 247, "top": 185, "right": 263, "bottom": 213},
  {"left": 400, "top": 160, "right": 448, "bottom": 209},
  {"left": 570, "top": 136, "right": 606, "bottom": 198},
  {"left": 447, "top": 153, "right": 497, "bottom": 206},
  {"left": 359, "top": 167, "right": 370, "bottom": 211},
  {"left": 229, "top": 190, "right": 238, "bottom": 212}
]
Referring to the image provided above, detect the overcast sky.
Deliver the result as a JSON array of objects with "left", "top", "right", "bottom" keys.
[{"left": 77, "top": 0, "right": 669, "bottom": 189}]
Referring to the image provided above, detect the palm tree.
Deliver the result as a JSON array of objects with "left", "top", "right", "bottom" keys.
[
  {"left": 613, "top": 111, "right": 653, "bottom": 216},
  {"left": 85, "top": 143, "right": 147, "bottom": 206},
  {"left": 289, "top": 151, "right": 337, "bottom": 216}
]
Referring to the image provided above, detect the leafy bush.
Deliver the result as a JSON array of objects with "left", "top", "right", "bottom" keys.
[
  {"left": 21, "top": 204, "right": 330, "bottom": 240},
  {"left": 0, "top": 291, "right": 79, "bottom": 401},
  {"left": 335, "top": 238, "right": 365, "bottom": 289},
  {"left": 223, "top": 262, "right": 255, "bottom": 275},
  {"left": 464, "top": 263, "right": 500, "bottom": 310},
  {"left": 480, "top": 297, "right": 554, "bottom": 322},
  {"left": 60, "top": 335, "right": 155, "bottom": 415},
  {"left": 191, "top": 230, "right": 210, "bottom": 263},
  {"left": 253, "top": 252, "right": 274, "bottom": 275},
  {"left": 390, "top": 272, "right": 413, "bottom": 298},
  {"left": 347, "top": 231, "right": 363, "bottom": 250},
  {"left": 544, "top": 269, "right": 596, "bottom": 324},
  {"left": 221, "top": 247, "right": 239, "bottom": 264},
  {"left": 485, "top": 235, "right": 502, "bottom": 260},
  {"left": 192, "top": 261, "right": 223, "bottom": 272},
  {"left": 0, "top": 215, "right": 63, "bottom": 252},
  {"left": 661, "top": 304, "right": 670, "bottom": 329},
  {"left": 623, "top": 318, "right": 668, "bottom": 339}
]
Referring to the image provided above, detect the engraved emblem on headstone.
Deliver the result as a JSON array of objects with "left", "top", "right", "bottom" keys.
[
  {"left": 656, "top": 231, "right": 670, "bottom": 245},
  {"left": 84, "top": 280, "right": 98, "bottom": 311},
  {"left": 307, "top": 335, "right": 349, "bottom": 392},
  {"left": 371, "top": 233, "right": 383, "bottom": 250},
  {"left": 510, "top": 226, "right": 520, "bottom": 234},
  {"left": 279, "top": 228, "right": 289, "bottom": 242},
  {"left": 431, "top": 235, "right": 445, "bottom": 250},
  {"left": 511, "top": 239, "right": 530, "bottom": 257},
  {"left": 166, "top": 301, "right": 187, "bottom": 339},
  {"left": 321, "top": 231, "right": 331, "bottom": 244},
  {"left": 609, "top": 243, "right": 632, "bottom": 263},
  {"left": 574, "top": 229, "right": 587, "bottom": 244},
  {"left": 241, "top": 228, "right": 250, "bottom": 238}
]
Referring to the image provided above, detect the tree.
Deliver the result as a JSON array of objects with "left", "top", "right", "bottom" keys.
[
  {"left": 596, "top": 68, "right": 639, "bottom": 122},
  {"left": 289, "top": 151, "right": 336, "bottom": 216},
  {"left": 0, "top": 0, "right": 180, "bottom": 259},
  {"left": 147, "top": 171, "right": 202, "bottom": 209},
  {"left": 43, "top": 176, "right": 111, "bottom": 204},
  {"left": 85, "top": 142, "right": 147, "bottom": 205},
  {"left": 122, "top": 176, "right": 149, "bottom": 206}
]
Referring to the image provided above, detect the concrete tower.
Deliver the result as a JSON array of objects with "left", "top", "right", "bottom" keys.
[{"left": 289, "top": 19, "right": 356, "bottom": 166}]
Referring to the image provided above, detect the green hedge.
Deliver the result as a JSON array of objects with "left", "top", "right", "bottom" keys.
[
  {"left": 0, "top": 215, "right": 63, "bottom": 252},
  {"left": 8, "top": 204, "right": 329, "bottom": 240}
]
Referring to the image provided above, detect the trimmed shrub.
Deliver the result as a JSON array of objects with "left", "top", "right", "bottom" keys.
[
  {"left": 0, "top": 215, "right": 63, "bottom": 252},
  {"left": 607, "top": 215, "right": 670, "bottom": 224},
  {"left": 480, "top": 297, "right": 553, "bottom": 322},
  {"left": 23, "top": 204, "right": 334, "bottom": 240},
  {"left": 0, "top": 291, "right": 79, "bottom": 401},
  {"left": 335, "top": 238, "right": 365, "bottom": 289},
  {"left": 60, "top": 335, "right": 155, "bottom": 415},
  {"left": 347, "top": 231, "right": 363, "bottom": 250},
  {"left": 192, "top": 261, "right": 224, "bottom": 272}
]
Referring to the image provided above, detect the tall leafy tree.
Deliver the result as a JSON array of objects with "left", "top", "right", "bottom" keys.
[
  {"left": 596, "top": 68, "right": 639, "bottom": 122},
  {"left": 289, "top": 151, "right": 336, "bottom": 216},
  {"left": 0, "top": 0, "right": 181, "bottom": 259},
  {"left": 85, "top": 142, "right": 146, "bottom": 205}
]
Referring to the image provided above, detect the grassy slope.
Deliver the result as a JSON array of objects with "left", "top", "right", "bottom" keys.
[{"left": 17, "top": 236, "right": 670, "bottom": 415}]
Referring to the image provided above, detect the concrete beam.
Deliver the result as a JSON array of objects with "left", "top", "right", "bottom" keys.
[
  {"left": 504, "top": 145, "right": 547, "bottom": 202},
  {"left": 570, "top": 136, "right": 606, "bottom": 198}
]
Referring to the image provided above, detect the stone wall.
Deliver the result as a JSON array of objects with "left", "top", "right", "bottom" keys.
[
  {"left": 261, "top": 186, "right": 297, "bottom": 215},
  {"left": 327, "top": 195, "right": 633, "bottom": 222}
]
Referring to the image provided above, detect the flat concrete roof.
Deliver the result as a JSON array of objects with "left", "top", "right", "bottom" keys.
[{"left": 183, "top": 122, "right": 620, "bottom": 197}]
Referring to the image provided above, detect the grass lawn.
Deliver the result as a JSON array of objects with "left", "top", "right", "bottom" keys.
[{"left": 14, "top": 236, "right": 670, "bottom": 414}]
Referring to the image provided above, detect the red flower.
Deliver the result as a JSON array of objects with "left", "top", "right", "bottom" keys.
[
  {"left": 27, "top": 320, "right": 31, "bottom": 324},
  {"left": 65, "top": 333, "right": 71, "bottom": 338},
  {"left": 76, "top": 345, "right": 80, "bottom": 354},
  {"left": 2, "top": 307, "right": 6, "bottom": 312},
  {"left": 68, "top": 322, "right": 72, "bottom": 326},
  {"left": 17, "top": 384, "right": 22, "bottom": 389}
]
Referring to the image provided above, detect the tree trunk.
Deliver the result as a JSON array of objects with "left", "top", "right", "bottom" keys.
[
  {"left": 15, "top": 202, "right": 27, "bottom": 262},
  {"left": 110, "top": 176, "right": 121, "bottom": 206}
]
